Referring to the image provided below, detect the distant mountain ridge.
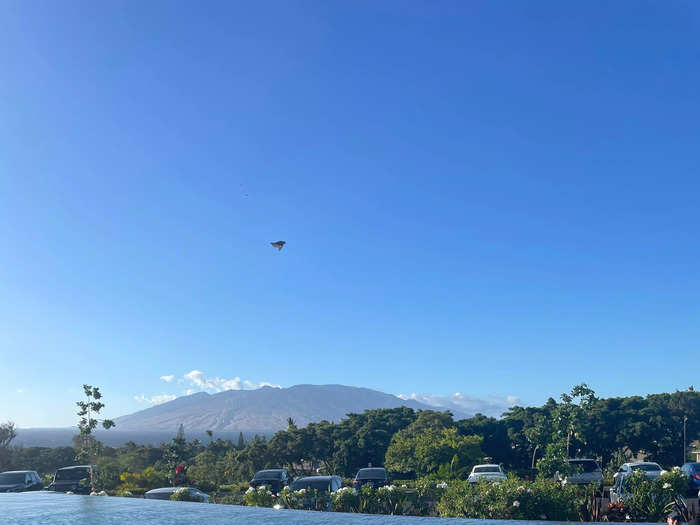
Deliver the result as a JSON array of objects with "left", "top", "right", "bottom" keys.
[{"left": 113, "top": 384, "right": 443, "bottom": 433}]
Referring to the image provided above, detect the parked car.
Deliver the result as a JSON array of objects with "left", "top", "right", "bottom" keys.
[
  {"left": 289, "top": 475, "right": 342, "bottom": 510},
  {"left": 680, "top": 462, "right": 700, "bottom": 496},
  {"left": 144, "top": 487, "right": 210, "bottom": 503},
  {"left": 47, "top": 465, "right": 97, "bottom": 494},
  {"left": 0, "top": 470, "right": 43, "bottom": 492},
  {"left": 249, "top": 469, "right": 290, "bottom": 493},
  {"left": 610, "top": 462, "right": 665, "bottom": 502},
  {"left": 468, "top": 464, "right": 507, "bottom": 483},
  {"left": 565, "top": 458, "right": 603, "bottom": 485},
  {"left": 352, "top": 467, "right": 388, "bottom": 488}
]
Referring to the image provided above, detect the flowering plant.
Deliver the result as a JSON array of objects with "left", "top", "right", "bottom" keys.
[{"left": 243, "top": 485, "right": 276, "bottom": 507}]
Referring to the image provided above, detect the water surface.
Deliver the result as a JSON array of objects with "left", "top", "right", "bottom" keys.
[{"left": 0, "top": 492, "right": 623, "bottom": 525}]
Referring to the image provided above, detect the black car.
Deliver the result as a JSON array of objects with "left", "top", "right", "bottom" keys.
[
  {"left": 289, "top": 475, "right": 342, "bottom": 510},
  {"left": 0, "top": 470, "right": 43, "bottom": 492},
  {"left": 353, "top": 467, "right": 388, "bottom": 488},
  {"left": 249, "top": 469, "right": 290, "bottom": 493},
  {"left": 47, "top": 465, "right": 97, "bottom": 494}
]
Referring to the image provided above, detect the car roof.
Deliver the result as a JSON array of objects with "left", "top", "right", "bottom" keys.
[
  {"left": 57, "top": 465, "right": 94, "bottom": 470},
  {"left": 294, "top": 476, "right": 339, "bottom": 481},
  {"left": 146, "top": 487, "right": 195, "bottom": 494},
  {"left": 569, "top": 458, "right": 597, "bottom": 462},
  {"left": 1, "top": 470, "right": 37, "bottom": 474},
  {"left": 623, "top": 462, "right": 660, "bottom": 467},
  {"left": 473, "top": 464, "right": 500, "bottom": 467}
]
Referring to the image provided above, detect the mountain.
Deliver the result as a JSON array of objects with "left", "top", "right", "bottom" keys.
[{"left": 113, "top": 384, "right": 440, "bottom": 433}]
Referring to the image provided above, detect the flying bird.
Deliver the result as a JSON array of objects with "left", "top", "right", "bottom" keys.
[{"left": 270, "top": 241, "right": 286, "bottom": 251}]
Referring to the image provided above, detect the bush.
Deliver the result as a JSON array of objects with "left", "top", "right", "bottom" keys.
[
  {"left": 437, "top": 477, "right": 578, "bottom": 521},
  {"left": 170, "top": 487, "right": 205, "bottom": 502},
  {"left": 280, "top": 486, "right": 308, "bottom": 510},
  {"left": 377, "top": 485, "right": 408, "bottom": 515},
  {"left": 242, "top": 485, "right": 276, "bottom": 507},
  {"left": 331, "top": 486, "right": 360, "bottom": 513},
  {"left": 621, "top": 468, "right": 688, "bottom": 522}
]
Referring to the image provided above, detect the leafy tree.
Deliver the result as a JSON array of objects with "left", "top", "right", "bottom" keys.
[
  {"left": 0, "top": 421, "right": 17, "bottom": 470},
  {"left": 75, "top": 385, "right": 115, "bottom": 466},
  {"left": 385, "top": 420, "right": 483, "bottom": 478}
]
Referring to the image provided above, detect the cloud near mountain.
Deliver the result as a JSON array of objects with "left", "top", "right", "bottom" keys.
[{"left": 397, "top": 392, "right": 520, "bottom": 418}]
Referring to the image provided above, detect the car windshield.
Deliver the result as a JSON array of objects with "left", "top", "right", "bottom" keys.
[
  {"left": 55, "top": 469, "right": 90, "bottom": 481},
  {"left": 357, "top": 468, "right": 387, "bottom": 480},
  {"left": 291, "top": 479, "right": 331, "bottom": 492},
  {"left": 474, "top": 466, "right": 500, "bottom": 473},
  {"left": 253, "top": 470, "right": 283, "bottom": 480},
  {"left": 632, "top": 464, "right": 661, "bottom": 472},
  {"left": 570, "top": 461, "right": 599, "bottom": 473},
  {"left": 0, "top": 473, "right": 26, "bottom": 484}
]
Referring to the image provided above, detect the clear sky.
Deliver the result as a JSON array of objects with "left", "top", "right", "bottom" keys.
[{"left": 1, "top": 1, "right": 699, "bottom": 427}]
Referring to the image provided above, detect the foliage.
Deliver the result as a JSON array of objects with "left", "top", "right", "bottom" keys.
[
  {"left": 280, "top": 486, "right": 308, "bottom": 510},
  {"left": 437, "top": 477, "right": 579, "bottom": 520},
  {"left": 0, "top": 421, "right": 17, "bottom": 471},
  {"left": 535, "top": 441, "right": 570, "bottom": 480},
  {"left": 385, "top": 414, "right": 483, "bottom": 478},
  {"left": 621, "top": 468, "right": 688, "bottom": 522},
  {"left": 330, "top": 486, "right": 360, "bottom": 512},
  {"left": 75, "top": 385, "right": 115, "bottom": 465},
  {"left": 243, "top": 485, "right": 276, "bottom": 507},
  {"left": 170, "top": 487, "right": 205, "bottom": 502}
]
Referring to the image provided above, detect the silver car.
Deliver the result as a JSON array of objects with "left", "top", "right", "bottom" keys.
[
  {"left": 610, "top": 462, "right": 664, "bottom": 502},
  {"left": 144, "top": 487, "right": 210, "bottom": 503},
  {"left": 468, "top": 464, "right": 507, "bottom": 483}
]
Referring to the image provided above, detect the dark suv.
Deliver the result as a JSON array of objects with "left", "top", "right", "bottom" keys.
[
  {"left": 249, "top": 469, "right": 290, "bottom": 493},
  {"left": 0, "top": 471, "right": 43, "bottom": 492},
  {"left": 681, "top": 462, "right": 700, "bottom": 496},
  {"left": 47, "top": 465, "right": 97, "bottom": 494},
  {"left": 353, "top": 467, "right": 388, "bottom": 488}
]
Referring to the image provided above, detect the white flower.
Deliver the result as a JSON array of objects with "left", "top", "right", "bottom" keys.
[
  {"left": 513, "top": 500, "right": 520, "bottom": 508},
  {"left": 273, "top": 504, "right": 282, "bottom": 510},
  {"left": 258, "top": 485, "right": 267, "bottom": 491},
  {"left": 517, "top": 485, "right": 525, "bottom": 493},
  {"left": 663, "top": 483, "right": 671, "bottom": 489},
  {"left": 297, "top": 488, "right": 306, "bottom": 494},
  {"left": 401, "top": 484, "right": 407, "bottom": 489},
  {"left": 436, "top": 481, "right": 448, "bottom": 489},
  {"left": 561, "top": 479, "right": 568, "bottom": 486},
  {"left": 527, "top": 488, "right": 533, "bottom": 494},
  {"left": 245, "top": 487, "right": 255, "bottom": 494}
]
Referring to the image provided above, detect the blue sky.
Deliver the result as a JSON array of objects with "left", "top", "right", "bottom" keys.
[{"left": 1, "top": 1, "right": 699, "bottom": 427}]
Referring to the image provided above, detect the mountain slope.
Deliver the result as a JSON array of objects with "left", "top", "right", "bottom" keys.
[{"left": 114, "top": 384, "right": 439, "bottom": 432}]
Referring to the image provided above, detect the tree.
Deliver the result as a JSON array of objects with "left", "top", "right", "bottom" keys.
[
  {"left": 0, "top": 421, "right": 16, "bottom": 449},
  {"left": 0, "top": 421, "right": 17, "bottom": 471},
  {"left": 237, "top": 432, "right": 245, "bottom": 450},
  {"left": 385, "top": 413, "right": 483, "bottom": 478},
  {"left": 75, "top": 385, "right": 115, "bottom": 466}
]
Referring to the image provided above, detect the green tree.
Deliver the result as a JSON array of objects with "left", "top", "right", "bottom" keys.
[
  {"left": 0, "top": 421, "right": 17, "bottom": 471},
  {"left": 75, "top": 385, "right": 115, "bottom": 468},
  {"left": 385, "top": 423, "right": 482, "bottom": 478}
]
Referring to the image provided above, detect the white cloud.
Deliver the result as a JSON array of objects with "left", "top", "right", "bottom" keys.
[
  {"left": 397, "top": 392, "right": 520, "bottom": 418},
  {"left": 134, "top": 393, "right": 177, "bottom": 405},
  {"left": 185, "top": 389, "right": 196, "bottom": 395},
  {"left": 183, "top": 370, "right": 281, "bottom": 393},
  {"left": 160, "top": 375, "right": 175, "bottom": 383}
]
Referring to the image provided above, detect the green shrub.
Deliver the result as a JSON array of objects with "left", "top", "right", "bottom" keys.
[
  {"left": 280, "top": 486, "right": 308, "bottom": 510},
  {"left": 331, "top": 486, "right": 360, "bottom": 512},
  {"left": 437, "top": 477, "right": 578, "bottom": 521},
  {"left": 170, "top": 487, "right": 205, "bottom": 502},
  {"left": 242, "top": 485, "right": 276, "bottom": 507},
  {"left": 621, "top": 468, "right": 688, "bottom": 522}
]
